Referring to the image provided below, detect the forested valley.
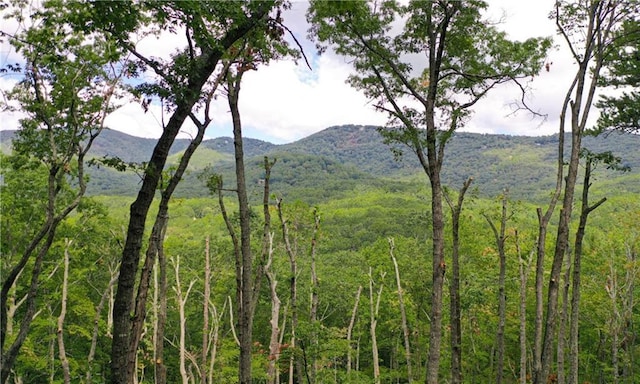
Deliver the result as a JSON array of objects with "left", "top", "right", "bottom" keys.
[{"left": 1, "top": 1, "right": 639, "bottom": 384}]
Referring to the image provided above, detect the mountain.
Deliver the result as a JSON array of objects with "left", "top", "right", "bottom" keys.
[{"left": 2, "top": 126, "right": 639, "bottom": 202}]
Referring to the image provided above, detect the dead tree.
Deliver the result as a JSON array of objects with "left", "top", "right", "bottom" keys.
[{"left": 388, "top": 238, "right": 413, "bottom": 383}]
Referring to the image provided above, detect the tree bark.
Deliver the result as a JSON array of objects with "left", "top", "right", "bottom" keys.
[
  {"left": 389, "top": 238, "right": 413, "bottom": 383},
  {"left": 483, "top": 191, "right": 509, "bottom": 384},
  {"left": 202, "top": 236, "right": 211, "bottom": 384},
  {"left": 87, "top": 261, "right": 119, "bottom": 384},
  {"left": 568, "top": 156, "right": 606, "bottom": 384},
  {"left": 109, "top": 8, "right": 272, "bottom": 382},
  {"left": 537, "top": 3, "right": 610, "bottom": 381},
  {"left": 444, "top": 177, "right": 473, "bottom": 384},
  {"left": 368, "top": 267, "right": 384, "bottom": 384},
  {"left": 265, "top": 232, "right": 281, "bottom": 384},
  {"left": 172, "top": 256, "right": 196, "bottom": 384},
  {"left": 56, "top": 239, "right": 72, "bottom": 384},
  {"left": 309, "top": 209, "right": 320, "bottom": 384},
  {"left": 347, "top": 286, "right": 362, "bottom": 379},
  {"left": 277, "top": 198, "right": 303, "bottom": 384},
  {"left": 557, "top": 245, "right": 572, "bottom": 384},
  {"left": 154, "top": 226, "right": 168, "bottom": 384},
  {"left": 227, "top": 70, "right": 255, "bottom": 384},
  {"left": 515, "top": 231, "right": 533, "bottom": 384}
]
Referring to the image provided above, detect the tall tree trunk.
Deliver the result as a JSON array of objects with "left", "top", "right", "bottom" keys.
[
  {"left": 208, "top": 301, "right": 225, "bottom": 384},
  {"left": 533, "top": 116, "right": 566, "bottom": 383},
  {"left": 368, "top": 267, "right": 385, "bottom": 384},
  {"left": 265, "top": 232, "right": 281, "bottom": 384},
  {"left": 568, "top": 156, "right": 606, "bottom": 384},
  {"left": 277, "top": 198, "right": 303, "bottom": 384},
  {"left": 389, "top": 238, "right": 413, "bottom": 383},
  {"left": 87, "top": 261, "right": 119, "bottom": 384},
  {"left": 483, "top": 191, "right": 509, "bottom": 384},
  {"left": 202, "top": 236, "right": 211, "bottom": 384},
  {"left": 109, "top": 10, "right": 272, "bottom": 382},
  {"left": 172, "top": 256, "right": 196, "bottom": 384},
  {"left": 56, "top": 239, "right": 72, "bottom": 384},
  {"left": 309, "top": 209, "right": 320, "bottom": 384},
  {"left": 608, "top": 259, "right": 620, "bottom": 384},
  {"left": 537, "top": 2, "right": 610, "bottom": 381},
  {"left": 154, "top": 226, "right": 168, "bottom": 384},
  {"left": 557, "top": 247, "right": 572, "bottom": 384},
  {"left": 347, "top": 286, "right": 363, "bottom": 379},
  {"left": 127, "top": 107, "right": 208, "bottom": 381},
  {"left": 444, "top": 177, "right": 473, "bottom": 384},
  {"left": 228, "top": 72, "right": 255, "bottom": 384},
  {"left": 516, "top": 231, "right": 533, "bottom": 384}
]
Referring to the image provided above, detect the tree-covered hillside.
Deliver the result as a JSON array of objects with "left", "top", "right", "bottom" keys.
[{"left": 2, "top": 125, "right": 638, "bottom": 200}]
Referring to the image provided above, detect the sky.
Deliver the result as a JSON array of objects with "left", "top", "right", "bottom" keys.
[{"left": 1, "top": 0, "right": 591, "bottom": 144}]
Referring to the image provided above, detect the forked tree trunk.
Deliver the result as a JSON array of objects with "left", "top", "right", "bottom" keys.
[
  {"left": 533, "top": 82, "right": 567, "bottom": 383},
  {"left": 388, "top": 238, "right": 412, "bottom": 383},
  {"left": 537, "top": 3, "right": 613, "bottom": 381},
  {"left": 172, "top": 256, "right": 196, "bottom": 384},
  {"left": 568, "top": 156, "right": 606, "bottom": 384},
  {"left": 208, "top": 301, "right": 225, "bottom": 384},
  {"left": 444, "top": 177, "right": 473, "bottom": 384}
]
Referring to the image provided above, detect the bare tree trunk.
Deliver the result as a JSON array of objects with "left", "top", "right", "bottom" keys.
[
  {"left": 557, "top": 247, "right": 572, "bottom": 384},
  {"left": 202, "top": 236, "right": 211, "bottom": 384},
  {"left": 347, "top": 286, "right": 362, "bottom": 379},
  {"left": 368, "top": 267, "right": 385, "bottom": 384},
  {"left": 538, "top": 2, "right": 613, "bottom": 381},
  {"left": 483, "top": 191, "right": 509, "bottom": 384},
  {"left": 172, "top": 256, "right": 196, "bottom": 384},
  {"left": 87, "top": 261, "right": 119, "bottom": 384},
  {"left": 265, "top": 232, "right": 282, "bottom": 384},
  {"left": 620, "top": 243, "right": 637, "bottom": 384},
  {"left": 389, "top": 238, "right": 413, "bottom": 383},
  {"left": 56, "top": 239, "right": 72, "bottom": 384},
  {"left": 444, "top": 177, "right": 473, "bottom": 384},
  {"left": 227, "top": 70, "right": 256, "bottom": 384},
  {"left": 208, "top": 301, "right": 225, "bottom": 384},
  {"left": 154, "top": 230, "right": 168, "bottom": 384},
  {"left": 309, "top": 209, "right": 320, "bottom": 384},
  {"left": 569, "top": 156, "right": 606, "bottom": 384},
  {"left": 515, "top": 231, "right": 534, "bottom": 384},
  {"left": 277, "top": 198, "right": 303, "bottom": 384},
  {"left": 608, "top": 258, "right": 620, "bottom": 384}
]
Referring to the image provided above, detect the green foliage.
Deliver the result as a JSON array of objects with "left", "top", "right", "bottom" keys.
[{"left": 595, "top": 18, "right": 640, "bottom": 134}]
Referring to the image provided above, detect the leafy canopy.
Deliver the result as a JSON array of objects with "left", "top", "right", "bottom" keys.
[{"left": 307, "top": 0, "right": 552, "bottom": 152}]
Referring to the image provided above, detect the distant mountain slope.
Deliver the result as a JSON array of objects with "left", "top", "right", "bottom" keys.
[{"left": 2, "top": 126, "right": 638, "bottom": 201}]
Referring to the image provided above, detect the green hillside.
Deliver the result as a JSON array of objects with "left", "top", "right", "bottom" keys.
[{"left": 2, "top": 125, "right": 638, "bottom": 201}]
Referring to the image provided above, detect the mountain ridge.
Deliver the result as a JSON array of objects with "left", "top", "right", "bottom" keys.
[{"left": 1, "top": 126, "right": 638, "bottom": 202}]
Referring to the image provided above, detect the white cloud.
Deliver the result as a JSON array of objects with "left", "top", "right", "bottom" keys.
[
  {"left": 0, "top": 0, "right": 608, "bottom": 144},
  {"left": 237, "top": 55, "right": 387, "bottom": 143}
]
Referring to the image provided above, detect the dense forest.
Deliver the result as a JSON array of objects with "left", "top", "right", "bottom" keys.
[{"left": 1, "top": 1, "right": 639, "bottom": 384}]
